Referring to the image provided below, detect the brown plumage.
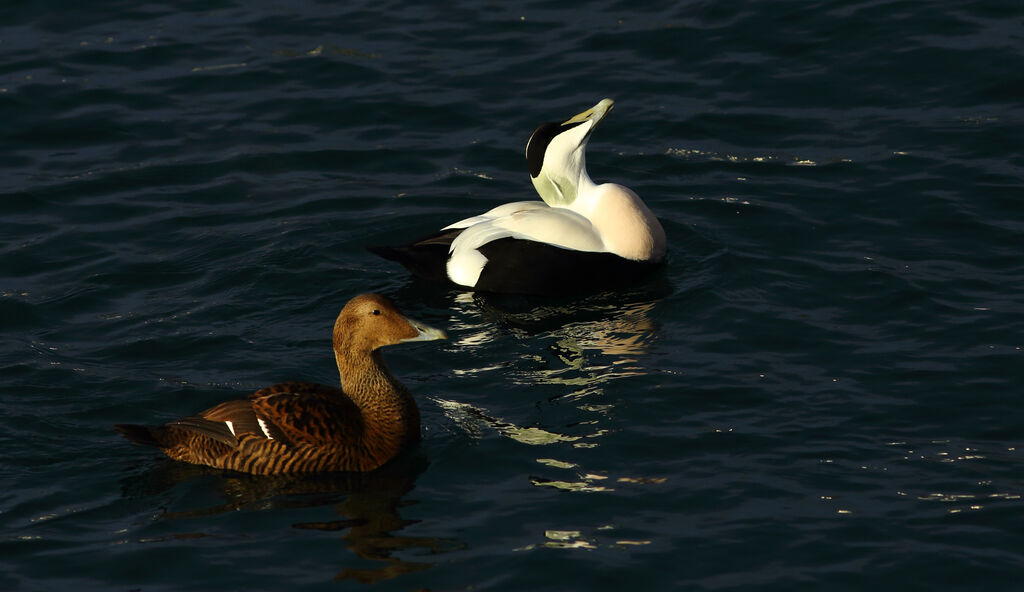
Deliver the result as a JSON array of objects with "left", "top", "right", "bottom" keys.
[{"left": 116, "top": 294, "right": 446, "bottom": 475}]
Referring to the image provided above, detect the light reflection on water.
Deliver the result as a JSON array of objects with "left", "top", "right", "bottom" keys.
[
  {"left": 434, "top": 289, "right": 672, "bottom": 503},
  {"left": 432, "top": 397, "right": 582, "bottom": 446},
  {"left": 445, "top": 289, "right": 663, "bottom": 383},
  {"left": 513, "top": 528, "right": 655, "bottom": 552},
  {"left": 438, "top": 289, "right": 664, "bottom": 441}
]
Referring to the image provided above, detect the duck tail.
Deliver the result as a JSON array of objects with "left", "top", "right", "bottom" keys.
[
  {"left": 115, "top": 424, "right": 168, "bottom": 448},
  {"left": 366, "top": 238, "right": 454, "bottom": 282}
]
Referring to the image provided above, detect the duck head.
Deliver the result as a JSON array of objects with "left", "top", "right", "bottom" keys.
[
  {"left": 526, "top": 98, "right": 613, "bottom": 208},
  {"left": 333, "top": 293, "right": 446, "bottom": 357}
]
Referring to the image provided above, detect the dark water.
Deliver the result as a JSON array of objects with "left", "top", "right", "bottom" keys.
[{"left": 2, "top": 1, "right": 1023, "bottom": 590}]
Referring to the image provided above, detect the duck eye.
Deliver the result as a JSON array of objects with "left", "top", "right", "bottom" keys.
[{"left": 371, "top": 309, "right": 381, "bottom": 316}]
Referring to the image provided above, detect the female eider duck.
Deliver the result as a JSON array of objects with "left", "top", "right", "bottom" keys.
[
  {"left": 115, "top": 294, "right": 445, "bottom": 475},
  {"left": 368, "top": 98, "right": 666, "bottom": 295}
]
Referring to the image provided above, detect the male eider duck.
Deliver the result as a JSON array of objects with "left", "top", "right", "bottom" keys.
[
  {"left": 115, "top": 294, "right": 446, "bottom": 475},
  {"left": 368, "top": 98, "right": 666, "bottom": 295}
]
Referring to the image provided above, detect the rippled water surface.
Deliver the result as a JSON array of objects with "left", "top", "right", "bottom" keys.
[{"left": 2, "top": 1, "right": 1023, "bottom": 590}]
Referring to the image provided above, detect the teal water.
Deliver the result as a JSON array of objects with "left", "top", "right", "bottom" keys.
[{"left": 2, "top": 1, "right": 1023, "bottom": 590}]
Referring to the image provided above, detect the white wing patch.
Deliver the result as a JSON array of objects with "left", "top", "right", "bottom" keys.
[
  {"left": 446, "top": 246, "right": 489, "bottom": 287},
  {"left": 443, "top": 201, "right": 548, "bottom": 231},
  {"left": 224, "top": 420, "right": 236, "bottom": 436},
  {"left": 257, "top": 417, "right": 274, "bottom": 440},
  {"left": 452, "top": 207, "right": 604, "bottom": 255},
  {"left": 444, "top": 205, "right": 606, "bottom": 288}
]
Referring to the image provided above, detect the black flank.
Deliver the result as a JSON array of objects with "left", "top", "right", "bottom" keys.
[{"left": 474, "top": 237, "right": 662, "bottom": 295}]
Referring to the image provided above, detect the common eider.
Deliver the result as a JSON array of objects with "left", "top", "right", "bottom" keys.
[
  {"left": 368, "top": 98, "right": 666, "bottom": 295},
  {"left": 115, "top": 294, "right": 446, "bottom": 475}
]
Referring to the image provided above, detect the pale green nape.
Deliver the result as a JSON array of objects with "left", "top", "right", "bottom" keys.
[{"left": 531, "top": 172, "right": 577, "bottom": 207}]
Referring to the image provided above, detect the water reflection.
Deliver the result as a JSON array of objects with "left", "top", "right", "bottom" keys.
[
  {"left": 427, "top": 289, "right": 665, "bottom": 452},
  {"left": 392, "top": 282, "right": 673, "bottom": 503},
  {"left": 120, "top": 453, "right": 447, "bottom": 584},
  {"left": 424, "top": 285, "right": 673, "bottom": 499},
  {"left": 513, "top": 527, "right": 655, "bottom": 551},
  {"left": 447, "top": 285, "right": 667, "bottom": 386},
  {"left": 432, "top": 397, "right": 583, "bottom": 446}
]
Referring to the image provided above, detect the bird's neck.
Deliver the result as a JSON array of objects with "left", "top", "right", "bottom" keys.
[
  {"left": 335, "top": 349, "right": 421, "bottom": 446},
  {"left": 534, "top": 156, "right": 596, "bottom": 209}
]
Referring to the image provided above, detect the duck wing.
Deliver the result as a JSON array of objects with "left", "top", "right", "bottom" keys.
[
  {"left": 160, "top": 382, "right": 362, "bottom": 451},
  {"left": 245, "top": 382, "right": 364, "bottom": 447},
  {"left": 444, "top": 207, "right": 607, "bottom": 291},
  {"left": 168, "top": 399, "right": 275, "bottom": 448},
  {"left": 449, "top": 206, "right": 604, "bottom": 254},
  {"left": 365, "top": 201, "right": 549, "bottom": 282}
]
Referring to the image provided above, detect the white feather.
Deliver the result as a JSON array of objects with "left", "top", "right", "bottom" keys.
[
  {"left": 446, "top": 246, "right": 489, "bottom": 287},
  {"left": 224, "top": 420, "right": 236, "bottom": 436},
  {"left": 257, "top": 417, "right": 274, "bottom": 440},
  {"left": 452, "top": 207, "right": 604, "bottom": 254},
  {"left": 444, "top": 202, "right": 597, "bottom": 288},
  {"left": 444, "top": 207, "right": 611, "bottom": 288},
  {"left": 443, "top": 201, "right": 549, "bottom": 231}
]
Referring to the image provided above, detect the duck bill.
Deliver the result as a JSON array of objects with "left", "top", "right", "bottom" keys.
[
  {"left": 401, "top": 317, "right": 447, "bottom": 343},
  {"left": 562, "top": 98, "right": 614, "bottom": 127}
]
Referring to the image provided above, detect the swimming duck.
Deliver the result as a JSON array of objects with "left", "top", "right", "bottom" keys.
[
  {"left": 368, "top": 98, "right": 666, "bottom": 295},
  {"left": 115, "top": 294, "right": 446, "bottom": 475}
]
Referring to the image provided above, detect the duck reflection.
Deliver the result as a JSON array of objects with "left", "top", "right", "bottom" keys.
[
  {"left": 406, "top": 283, "right": 668, "bottom": 453},
  {"left": 120, "top": 452, "right": 448, "bottom": 584},
  {"left": 445, "top": 284, "right": 667, "bottom": 391}
]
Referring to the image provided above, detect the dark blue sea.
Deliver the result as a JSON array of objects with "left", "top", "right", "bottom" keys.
[{"left": 2, "top": 1, "right": 1023, "bottom": 590}]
